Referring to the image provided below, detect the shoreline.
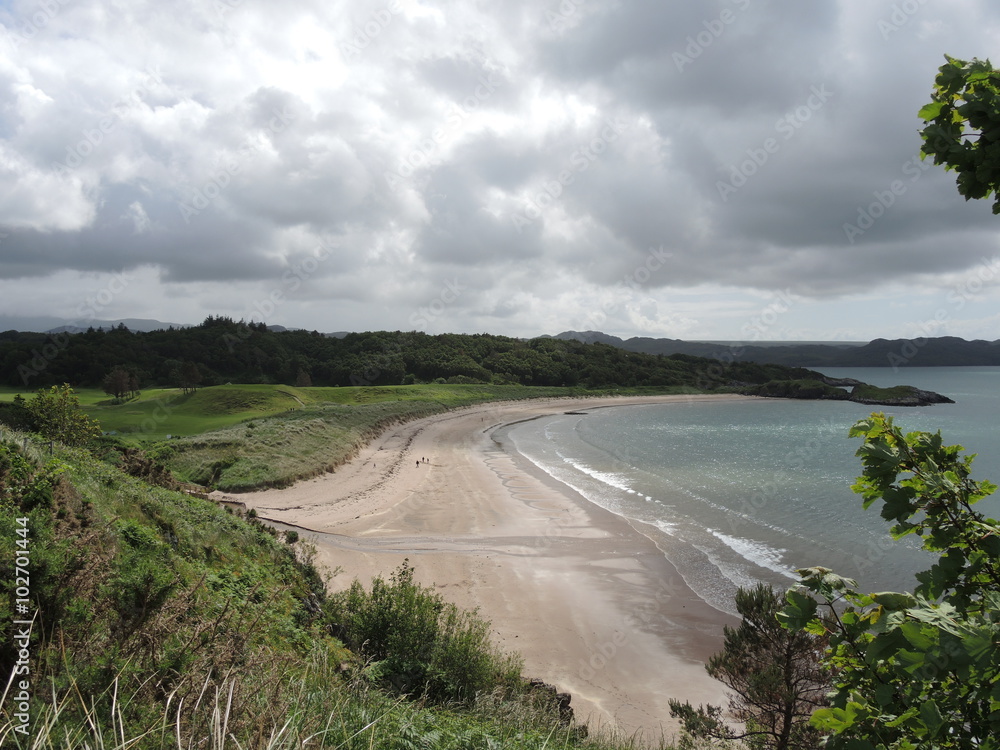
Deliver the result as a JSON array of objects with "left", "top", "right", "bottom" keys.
[{"left": 219, "top": 394, "right": 744, "bottom": 741}]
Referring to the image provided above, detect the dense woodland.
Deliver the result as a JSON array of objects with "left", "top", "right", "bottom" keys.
[{"left": 0, "top": 317, "right": 825, "bottom": 392}]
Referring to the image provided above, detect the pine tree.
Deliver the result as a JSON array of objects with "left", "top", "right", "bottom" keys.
[{"left": 670, "top": 583, "right": 828, "bottom": 750}]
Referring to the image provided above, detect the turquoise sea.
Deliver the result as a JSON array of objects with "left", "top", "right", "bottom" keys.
[{"left": 497, "top": 367, "right": 1000, "bottom": 616}]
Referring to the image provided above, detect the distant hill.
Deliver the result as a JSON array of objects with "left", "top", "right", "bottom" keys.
[
  {"left": 550, "top": 331, "right": 1000, "bottom": 367},
  {"left": 46, "top": 317, "right": 192, "bottom": 333},
  {"left": 0, "top": 316, "right": 191, "bottom": 334},
  {"left": 0, "top": 315, "right": 357, "bottom": 337},
  {"left": 0, "top": 319, "right": 953, "bottom": 406}
]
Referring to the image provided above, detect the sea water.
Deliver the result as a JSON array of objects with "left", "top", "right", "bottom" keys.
[{"left": 497, "top": 367, "right": 1000, "bottom": 616}]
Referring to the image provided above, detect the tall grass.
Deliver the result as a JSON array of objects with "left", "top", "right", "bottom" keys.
[
  {"left": 3, "top": 433, "right": 710, "bottom": 750},
  {"left": 4, "top": 669, "right": 680, "bottom": 749},
  {"left": 159, "top": 400, "right": 449, "bottom": 491},
  {"left": 153, "top": 384, "right": 689, "bottom": 491}
]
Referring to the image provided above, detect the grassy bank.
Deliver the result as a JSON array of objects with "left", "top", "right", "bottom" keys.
[
  {"left": 156, "top": 385, "right": 693, "bottom": 491},
  {"left": 0, "top": 432, "right": 687, "bottom": 749},
  {"left": 0, "top": 383, "right": 694, "bottom": 491},
  {"left": 158, "top": 399, "right": 452, "bottom": 491}
]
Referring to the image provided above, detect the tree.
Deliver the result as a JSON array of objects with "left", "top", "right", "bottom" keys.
[
  {"left": 779, "top": 413, "right": 1000, "bottom": 749},
  {"left": 0, "top": 394, "right": 33, "bottom": 431},
  {"left": 669, "top": 583, "right": 828, "bottom": 750},
  {"left": 918, "top": 55, "right": 1000, "bottom": 213},
  {"left": 128, "top": 372, "right": 140, "bottom": 399},
  {"left": 26, "top": 384, "right": 101, "bottom": 445},
  {"left": 102, "top": 365, "right": 131, "bottom": 400},
  {"left": 174, "top": 361, "right": 203, "bottom": 394}
]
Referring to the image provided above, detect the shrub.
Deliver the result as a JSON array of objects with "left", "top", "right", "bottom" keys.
[{"left": 327, "top": 560, "right": 523, "bottom": 703}]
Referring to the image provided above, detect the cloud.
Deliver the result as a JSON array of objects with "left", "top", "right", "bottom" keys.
[{"left": 0, "top": 0, "right": 999, "bottom": 340}]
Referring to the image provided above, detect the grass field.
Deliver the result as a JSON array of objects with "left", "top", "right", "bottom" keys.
[
  {"left": 1, "top": 382, "right": 693, "bottom": 491},
  {"left": 3, "top": 383, "right": 689, "bottom": 440},
  {"left": 0, "top": 383, "right": 553, "bottom": 439},
  {"left": 2, "top": 384, "right": 309, "bottom": 439}
]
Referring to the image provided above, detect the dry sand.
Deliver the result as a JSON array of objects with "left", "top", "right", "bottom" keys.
[{"left": 219, "top": 394, "right": 744, "bottom": 743}]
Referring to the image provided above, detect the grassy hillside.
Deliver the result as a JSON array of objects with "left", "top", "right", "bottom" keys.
[
  {"left": 160, "top": 385, "right": 696, "bottom": 491},
  {"left": 0, "top": 385, "right": 307, "bottom": 440},
  {"left": 0, "top": 432, "right": 677, "bottom": 749},
  {"left": 5, "top": 383, "right": 693, "bottom": 491}
]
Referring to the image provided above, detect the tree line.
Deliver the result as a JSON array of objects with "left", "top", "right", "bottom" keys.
[{"left": 0, "top": 317, "right": 821, "bottom": 393}]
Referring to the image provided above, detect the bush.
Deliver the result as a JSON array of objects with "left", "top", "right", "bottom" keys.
[{"left": 326, "top": 560, "right": 523, "bottom": 703}]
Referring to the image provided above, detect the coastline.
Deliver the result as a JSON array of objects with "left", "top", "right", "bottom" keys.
[{"left": 220, "top": 394, "right": 744, "bottom": 741}]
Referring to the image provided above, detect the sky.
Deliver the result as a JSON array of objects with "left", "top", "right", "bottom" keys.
[{"left": 1, "top": 0, "right": 1000, "bottom": 342}]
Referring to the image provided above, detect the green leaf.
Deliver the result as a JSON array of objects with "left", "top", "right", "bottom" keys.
[
  {"left": 874, "top": 682, "right": 896, "bottom": 708},
  {"left": 919, "top": 101, "right": 946, "bottom": 120},
  {"left": 866, "top": 629, "right": 908, "bottom": 662},
  {"left": 872, "top": 591, "right": 918, "bottom": 611},
  {"left": 811, "top": 706, "right": 852, "bottom": 733},
  {"left": 840, "top": 741, "right": 878, "bottom": 750},
  {"left": 899, "top": 621, "right": 935, "bottom": 650},
  {"left": 959, "top": 626, "right": 995, "bottom": 663},
  {"left": 778, "top": 588, "right": 818, "bottom": 629},
  {"left": 919, "top": 699, "right": 945, "bottom": 736}
]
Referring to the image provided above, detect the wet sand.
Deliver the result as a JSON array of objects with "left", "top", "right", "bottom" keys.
[{"left": 218, "top": 395, "right": 744, "bottom": 742}]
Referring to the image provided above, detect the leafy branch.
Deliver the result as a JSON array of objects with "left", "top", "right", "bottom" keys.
[{"left": 780, "top": 413, "right": 1000, "bottom": 749}]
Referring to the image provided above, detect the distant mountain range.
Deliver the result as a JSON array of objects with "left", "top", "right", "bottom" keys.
[
  {"left": 548, "top": 331, "right": 1000, "bottom": 367},
  {"left": 0, "top": 316, "right": 191, "bottom": 333},
  {"left": 0, "top": 316, "right": 324, "bottom": 335},
  {"left": 1, "top": 316, "right": 995, "bottom": 367}
]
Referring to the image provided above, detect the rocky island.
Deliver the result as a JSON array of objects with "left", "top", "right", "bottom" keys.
[{"left": 740, "top": 377, "right": 955, "bottom": 406}]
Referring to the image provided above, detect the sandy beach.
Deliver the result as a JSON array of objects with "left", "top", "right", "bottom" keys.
[{"left": 221, "top": 394, "right": 744, "bottom": 742}]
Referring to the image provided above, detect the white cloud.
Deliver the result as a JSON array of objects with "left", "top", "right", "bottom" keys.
[{"left": 0, "top": 0, "right": 998, "bottom": 340}]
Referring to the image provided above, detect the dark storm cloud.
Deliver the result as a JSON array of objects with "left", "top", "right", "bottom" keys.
[{"left": 1, "top": 0, "right": 999, "bottom": 338}]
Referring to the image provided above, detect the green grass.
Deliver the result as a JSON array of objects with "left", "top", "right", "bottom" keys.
[
  {"left": 4, "top": 383, "right": 687, "bottom": 442},
  {"left": 850, "top": 384, "right": 918, "bottom": 400},
  {"left": 159, "top": 400, "right": 451, "bottom": 490},
  {"left": 138, "top": 384, "right": 691, "bottom": 491},
  {"left": 0, "top": 432, "right": 693, "bottom": 750},
  {"left": 1, "top": 383, "right": 694, "bottom": 491},
  {"left": 87, "top": 386, "right": 310, "bottom": 440}
]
